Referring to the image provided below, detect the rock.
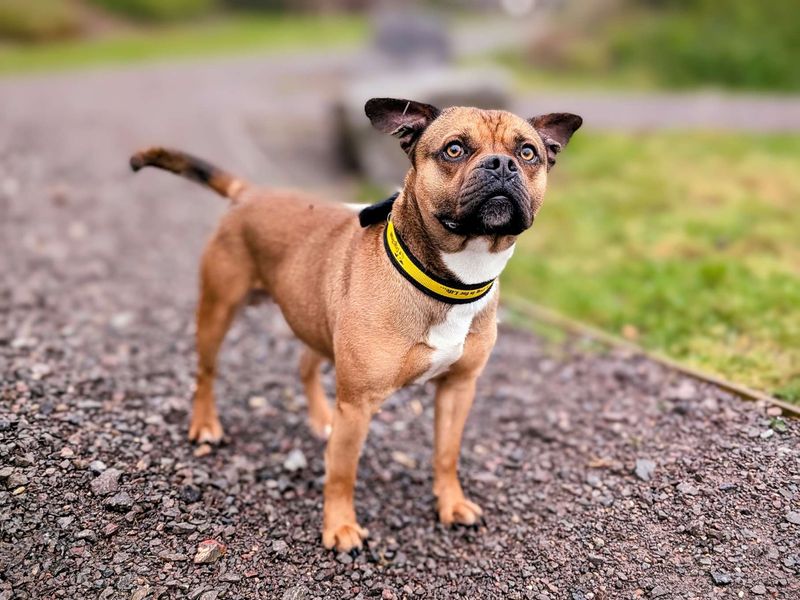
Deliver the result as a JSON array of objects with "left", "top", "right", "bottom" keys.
[
  {"left": 676, "top": 482, "right": 700, "bottom": 496},
  {"left": 193, "top": 444, "right": 212, "bottom": 458},
  {"left": 751, "top": 584, "right": 767, "bottom": 595},
  {"left": 158, "top": 551, "right": 189, "bottom": 562},
  {"left": 650, "top": 585, "right": 667, "bottom": 597},
  {"left": 193, "top": 539, "right": 226, "bottom": 564},
  {"left": 282, "top": 586, "right": 310, "bottom": 600},
  {"left": 7, "top": 472, "right": 28, "bottom": 489},
  {"left": 88, "top": 460, "right": 107, "bottom": 474},
  {"left": 104, "top": 492, "right": 134, "bottom": 512},
  {"left": 0, "top": 466, "right": 13, "bottom": 480},
  {"left": 669, "top": 381, "right": 696, "bottom": 401},
  {"left": 131, "top": 585, "right": 150, "bottom": 600},
  {"left": 337, "top": 552, "right": 354, "bottom": 565},
  {"left": 283, "top": 449, "right": 307, "bottom": 472},
  {"left": 75, "top": 529, "right": 97, "bottom": 542},
  {"left": 634, "top": 459, "right": 656, "bottom": 482},
  {"left": 248, "top": 396, "right": 267, "bottom": 409},
  {"left": 272, "top": 540, "right": 289, "bottom": 555},
  {"left": 710, "top": 571, "right": 731, "bottom": 585},
  {"left": 180, "top": 485, "right": 202, "bottom": 503},
  {"left": 785, "top": 511, "right": 800, "bottom": 525},
  {"left": 91, "top": 468, "right": 121, "bottom": 496},
  {"left": 57, "top": 516, "right": 74, "bottom": 529}
]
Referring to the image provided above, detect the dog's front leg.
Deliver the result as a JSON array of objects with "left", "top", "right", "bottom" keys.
[
  {"left": 433, "top": 373, "right": 484, "bottom": 525},
  {"left": 322, "top": 393, "right": 378, "bottom": 551}
]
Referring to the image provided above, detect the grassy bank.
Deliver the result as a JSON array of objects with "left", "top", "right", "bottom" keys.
[
  {"left": 502, "top": 132, "right": 800, "bottom": 401},
  {"left": 0, "top": 14, "right": 366, "bottom": 76}
]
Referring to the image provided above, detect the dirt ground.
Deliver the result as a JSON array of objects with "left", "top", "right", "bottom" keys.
[{"left": 1, "top": 57, "right": 799, "bottom": 600}]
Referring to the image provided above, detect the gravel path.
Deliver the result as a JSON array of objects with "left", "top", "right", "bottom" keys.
[{"left": 2, "top": 56, "right": 800, "bottom": 600}]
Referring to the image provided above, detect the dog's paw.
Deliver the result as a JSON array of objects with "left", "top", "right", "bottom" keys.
[
  {"left": 322, "top": 522, "right": 369, "bottom": 552},
  {"left": 188, "top": 416, "right": 224, "bottom": 444},
  {"left": 438, "top": 497, "right": 483, "bottom": 526}
]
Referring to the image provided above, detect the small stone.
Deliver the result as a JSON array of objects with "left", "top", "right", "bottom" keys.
[
  {"left": 60, "top": 447, "right": 75, "bottom": 458},
  {"left": 193, "top": 539, "right": 226, "bottom": 564},
  {"left": 650, "top": 585, "right": 667, "bottom": 597},
  {"left": 103, "top": 523, "right": 119, "bottom": 537},
  {"left": 272, "top": 540, "right": 289, "bottom": 555},
  {"left": 76, "top": 529, "right": 97, "bottom": 542},
  {"left": 158, "top": 551, "right": 188, "bottom": 562},
  {"left": 391, "top": 451, "right": 416, "bottom": 469},
  {"left": 336, "top": 551, "right": 354, "bottom": 565},
  {"left": 0, "top": 466, "right": 13, "bottom": 480},
  {"left": 248, "top": 396, "right": 267, "bottom": 409},
  {"left": 193, "top": 444, "right": 212, "bottom": 458},
  {"left": 760, "top": 429, "right": 774, "bottom": 439},
  {"left": 711, "top": 570, "right": 731, "bottom": 585},
  {"left": 785, "top": 511, "right": 800, "bottom": 525},
  {"left": 88, "top": 460, "right": 107, "bottom": 474},
  {"left": 283, "top": 449, "right": 307, "bottom": 472},
  {"left": 382, "top": 590, "right": 396, "bottom": 600},
  {"left": 131, "top": 585, "right": 150, "bottom": 600},
  {"left": 751, "top": 584, "right": 767, "bottom": 595},
  {"left": 104, "top": 491, "right": 134, "bottom": 512},
  {"left": 57, "top": 516, "right": 74, "bottom": 529},
  {"left": 282, "top": 586, "right": 310, "bottom": 600},
  {"left": 634, "top": 459, "right": 656, "bottom": 482},
  {"left": 7, "top": 472, "right": 28, "bottom": 488},
  {"left": 91, "top": 468, "right": 121, "bottom": 496},
  {"left": 677, "top": 482, "right": 700, "bottom": 496},
  {"left": 180, "top": 485, "right": 202, "bottom": 503},
  {"left": 669, "top": 381, "right": 696, "bottom": 401}
]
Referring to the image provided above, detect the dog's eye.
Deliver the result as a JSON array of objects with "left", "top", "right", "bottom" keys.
[
  {"left": 444, "top": 142, "right": 465, "bottom": 159},
  {"left": 519, "top": 144, "right": 538, "bottom": 163}
]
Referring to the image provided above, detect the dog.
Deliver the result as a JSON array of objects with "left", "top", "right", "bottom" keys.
[{"left": 130, "top": 98, "right": 581, "bottom": 551}]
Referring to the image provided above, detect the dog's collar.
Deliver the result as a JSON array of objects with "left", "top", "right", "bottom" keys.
[{"left": 382, "top": 217, "right": 495, "bottom": 304}]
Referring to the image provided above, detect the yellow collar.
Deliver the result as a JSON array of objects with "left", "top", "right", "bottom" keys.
[{"left": 384, "top": 218, "right": 495, "bottom": 304}]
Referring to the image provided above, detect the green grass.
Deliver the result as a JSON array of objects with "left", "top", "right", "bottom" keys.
[
  {"left": 0, "top": 14, "right": 366, "bottom": 76},
  {"left": 501, "top": 132, "right": 800, "bottom": 401}
]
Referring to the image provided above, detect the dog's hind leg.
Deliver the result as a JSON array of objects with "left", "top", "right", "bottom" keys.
[
  {"left": 189, "top": 241, "right": 252, "bottom": 444},
  {"left": 299, "top": 346, "right": 333, "bottom": 439}
]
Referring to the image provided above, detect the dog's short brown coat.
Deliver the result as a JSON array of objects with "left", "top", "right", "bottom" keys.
[{"left": 131, "top": 100, "right": 581, "bottom": 551}]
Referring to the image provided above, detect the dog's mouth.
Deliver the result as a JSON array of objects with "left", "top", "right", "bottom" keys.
[{"left": 438, "top": 189, "right": 532, "bottom": 237}]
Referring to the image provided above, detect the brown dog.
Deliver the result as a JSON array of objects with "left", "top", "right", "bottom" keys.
[{"left": 130, "top": 98, "right": 581, "bottom": 551}]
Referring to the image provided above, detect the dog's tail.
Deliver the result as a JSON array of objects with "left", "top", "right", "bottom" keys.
[{"left": 129, "top": 147, "right": 247, "bottom": 201}]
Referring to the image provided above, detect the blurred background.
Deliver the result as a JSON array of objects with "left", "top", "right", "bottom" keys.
[{"left": 1, "top": 0, "right": 798, "bottom": 401}]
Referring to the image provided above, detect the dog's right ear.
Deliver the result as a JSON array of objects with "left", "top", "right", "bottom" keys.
[{"left": 365, "top": 98, "right": 440, "bottom": 158}]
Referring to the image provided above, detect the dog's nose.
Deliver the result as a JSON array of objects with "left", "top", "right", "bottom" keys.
[{"left": 477, "top": 154, "right": 518, "bottom": 178}]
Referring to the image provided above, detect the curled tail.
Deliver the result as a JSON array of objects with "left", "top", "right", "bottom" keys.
[{"left": 130, "top": 147, "right": 247, "bottom": 200}]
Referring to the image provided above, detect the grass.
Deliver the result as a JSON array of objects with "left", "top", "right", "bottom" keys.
[
  {"left": 501, "top": 132, "right": 800, "bottom": 401},
  {"left": 0, "top": 13, "right": 366, "bottom": 76}
]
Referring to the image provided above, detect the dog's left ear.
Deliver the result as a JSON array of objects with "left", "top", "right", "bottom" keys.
[
  {"left": 530, "top": 113, "right": 583, "bottom": 169},
  {"left": 365, "top": 98, "right": 440, "bottom": 158}
]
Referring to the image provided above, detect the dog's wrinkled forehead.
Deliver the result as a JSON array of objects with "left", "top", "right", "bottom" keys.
[{"left": 418, "top": 107, "right": 543, "bottom": 155}]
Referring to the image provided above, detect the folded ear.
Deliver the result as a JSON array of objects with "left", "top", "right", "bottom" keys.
[
  {"left": 529, "top": 113, "right": 583, "bottom": 169},
  {"left": 365, "top": 98, "right": 440, "bottom": 158}
]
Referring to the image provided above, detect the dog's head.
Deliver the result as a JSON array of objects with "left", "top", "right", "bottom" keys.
[{"left": 365, "top": 98, "right": 581, "bottom": 241}]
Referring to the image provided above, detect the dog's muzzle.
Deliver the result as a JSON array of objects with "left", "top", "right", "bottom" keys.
[{"left": 439, "top": 154, "right": 533, "bottom": 236}]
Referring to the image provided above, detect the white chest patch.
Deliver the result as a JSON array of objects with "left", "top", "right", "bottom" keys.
[
  {"left": 416, "top": 238, "right": 514, "bottom": 384},
  {"left": 416, "top": 288, "right": 496, "bottom": 384},
  {"left": 442, "top": 238, "right": 515, "bottom": 284}
]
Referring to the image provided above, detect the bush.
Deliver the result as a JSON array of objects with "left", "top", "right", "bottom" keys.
[
  {"left": 0, "top": 0, "right": 82, "bottom": 42},
  {"left": 90, "top": 0, "right": 218, "bottom": 22},
  {"left": 611, "top": 0, "right": 800, "bottom": 91}
]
